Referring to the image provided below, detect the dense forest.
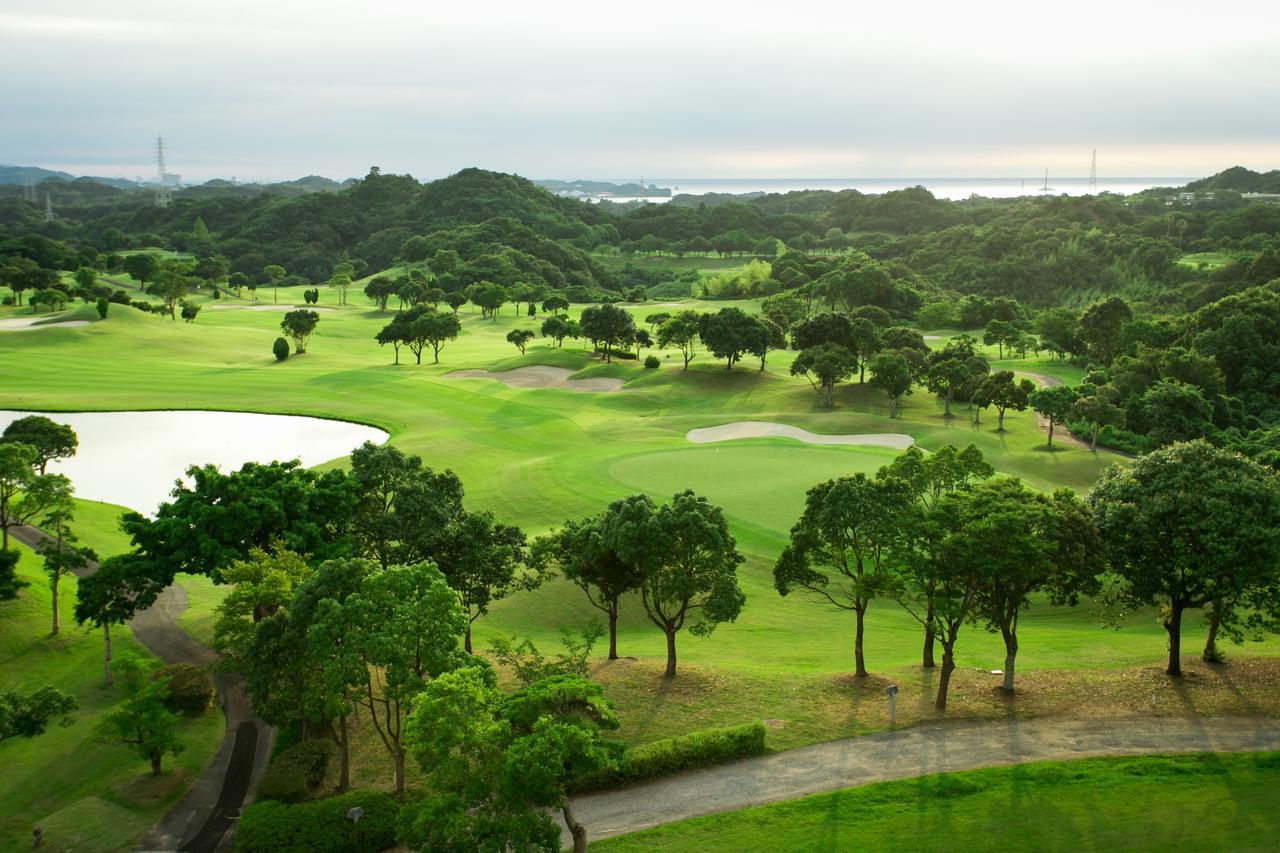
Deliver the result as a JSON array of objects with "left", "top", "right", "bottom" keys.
[{"left": 3, "top": 165, "right": 1280, "bottom": 459}]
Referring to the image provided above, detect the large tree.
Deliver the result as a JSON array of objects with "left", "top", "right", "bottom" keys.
[
  {"left": 579, "top": 303, "right": 635, "bottom": 363},
  {"left": 1088, "top": 440, "right": 1280, "bottom": 676},
  {"left": 281, "top": 309, "right": 320, "bottom": 353},
  {"left": 656, "top": 311, "right": 701, "bottom": 369},
  {"left": 973, "top": 371, "right": 1035, "bottom": 431},
  {"left": 698, "top": 307, "right": 759, "bottom": 370},
  {"left": 349, "top": 441, "right": 463, "bottom": 569},
  {"left": 1, "top": 415, "right": 78, "bottom": 475},
  {"left": 435, "top": 512, "right": 530, "bottom": 653},
  {"left": 775, "top": 474, "right": 912, "bottom": 678},
  {"left": 94, "top": 655, "right": 186, "bottom": 775},
  {"left": 1, "top": 686, "right": 77, "bottom": 743},
  {"left": 791, "top": 343, "right": 856, "bottom": 406},
  {"left": 868, "top": 350, "right": 914, "bottom": 417},
  {"left": 1029, "top": 384, "right": 1078, "bottom": 448},
  {"left": 75, "top": 554, "right": 166, "bottom": 685},
  {"left": 613, "top": 490, "right": 745, "bottom": 678},
  {"left": 1078, "top": 297, "right": 1132, "bottom": 367}
]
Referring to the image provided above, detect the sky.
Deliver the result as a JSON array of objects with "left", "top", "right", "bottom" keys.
[{"left": 2, "top": 0, "right": 1278, "bottom": 183}]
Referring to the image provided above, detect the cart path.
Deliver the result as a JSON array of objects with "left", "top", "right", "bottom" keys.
[
  {"left": 564, "top": 715, "right": 1280, "bottom": 845},
  {"left": 9, "top": 524, "right": 272, "bottom": 853},
  {"left": 1012, "top": 371, "right": 1097, "bottom": 451}
]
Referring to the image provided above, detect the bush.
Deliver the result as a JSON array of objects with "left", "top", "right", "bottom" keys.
[
  {"left": 107, "top": 290, "right": 132, "bottom": 304},
  {"left": 612, "top": 349, "right": 638, "bottom": 360},
  {"left": 644, "top": 355, "right": 661, "bottom": 369},
  {"left": 273, "top": 337, "right": 290, "bottom": 361},
  {"left": 95, "top": 296, "right": 109, "bottom": 319},
  {"left": 155, "top": 663, "right": 213, "bottom": 715},
  {"left": 235, "top": 790, "right": 397, "bottom": 853},
  {"left": 573, "top": 722, "right": 767, "bottom": 791},
  {"left": 256, "top": 739, "right": 335, "bottom": 803}
]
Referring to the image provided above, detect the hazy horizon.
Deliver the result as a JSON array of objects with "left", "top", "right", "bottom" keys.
[{"left": 3, "top": 1, "right": 1278, "bottom": 182}]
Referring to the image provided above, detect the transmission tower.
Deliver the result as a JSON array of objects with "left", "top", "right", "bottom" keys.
[
  {"left": 23, "top": 179, "right": 37, "bottom": 203},
  {"left": 1089, "top": 149, "right": 1097, "bottom": 193},
  {"left": 44, "top": 194, "right": 54, "bottom": 221},
  {"left": 154, "top": 135, "right": 172, "bottom": 208}
]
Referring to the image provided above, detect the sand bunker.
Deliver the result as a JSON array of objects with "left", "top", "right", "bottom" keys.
[
  {"left": 924, "top": 335, "right": 942, "bottom": 340},
  {"left": 687, "top": 421, "right": 913, "bottom": 449},
  {"left": 445, "top": 365, "right": 624, "bottom": 392},
  {"left": 208, "top": 303, "right": 336, "bottom": 312},
  {"left": 0, "top": 316, "right": 91, "bottom": 331}
]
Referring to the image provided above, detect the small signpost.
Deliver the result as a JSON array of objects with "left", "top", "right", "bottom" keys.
[
  {"left": 885, "top": 685, "right": 899, "bottom": 728},
  {"left": 347, "top": 806, "right": 364, "bottom": 824}
]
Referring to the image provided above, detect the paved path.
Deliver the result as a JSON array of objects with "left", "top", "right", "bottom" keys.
[
  {"left": 564, "top": 715, "right": 1280, "bottom": 845},
  {"left": 9, "top": 524, "right": 272, "bottom": 852},
  {"left": 1013, "top": 371, "right": 1098, "bottom": 452}
]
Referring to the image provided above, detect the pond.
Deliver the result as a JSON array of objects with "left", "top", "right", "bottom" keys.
[{"left": 0, "top": 410, "right": 388, "bottom": 515}]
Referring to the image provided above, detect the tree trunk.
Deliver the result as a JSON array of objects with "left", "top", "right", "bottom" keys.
[
  {"left": 151, "top": 753, "right": 163, "bottom": 776},
  {"left": 1090, "top": 424, "right": 1099, "bottom": 452},
  {"left": 854, "top": 605, "right": 868, "bottom": 678},
  {"left": 103, "top": 623, "right": 113, "bottom": 686},
  {"left": 1046, "top": 419, "right": 1055, "bottom": 448},
  {"left": 563, "top": 800, "right": 588, "bottom": 853},
  {"left": 607, "top": 601, "right": 619, "bottom": 660},
  {"left": 974, "top": 407, "right": 981, "bottom": 424},
  {"left": 997, "top": 409, "right": 1005, "bottom": 431},
  {"left": 1000, "top": 625, "right": 1017, "bottom": 692},
  {"left": 922, "top": 610, "right": 936, "bottom": 669},
  {"left": 935, "top": 641, "right": 955, "bottom": 712},
  {"left": 464, "top": 623, "right": 473, "bottom": 654},
  {"left": 1203, "top": 604, "right": 1220, "bottom": 663},
  {"left": 394, "top": 745, "right": 405, "bottom": 796},
  {"left": 1166, "top": 600, "right": 1184, "bottom": 677},
  {"left": 944, "top": 390, "right": 953, "bottom": 418},
  {"left": 664, "top": 627, "right": 677, "bottom": 678},
  {"left": 337, "top": 713, "right": 350, "bottom": 793},
  {"left": 50, "top": 573, "right": 60, "bottom": 637}
]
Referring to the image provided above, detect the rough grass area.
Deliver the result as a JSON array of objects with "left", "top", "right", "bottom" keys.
[
  {"left": 0, "top": 547, "right": 223, "bottom": 852},
  {"left": 594, "top": 751, "right": 1280, "bottom": 851}
]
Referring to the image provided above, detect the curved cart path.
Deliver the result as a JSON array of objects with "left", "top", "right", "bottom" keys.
[
  {"left": 564, "top": 715, "right": 1280, "bottom": 845},
  {"left": 10, "top": 524, "right": 272, "bottom": 853},
  {"left": 1013, "top": 371, "right": 1097, "bottom": 452}
]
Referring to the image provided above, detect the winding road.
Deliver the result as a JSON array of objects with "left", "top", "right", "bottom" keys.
[
  {"left": 563, "top": 715, "right": 1280, "bottom": 845},
  {"left": 10, "top": 524, "right": 271, "bottom": 853}
]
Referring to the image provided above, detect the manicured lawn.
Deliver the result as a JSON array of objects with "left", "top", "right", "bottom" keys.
[
  {"left": 0, "top": 546, "right": 223, "bottom": 852},
  {"left": 595, "top": 752, "right": 1280, "bottom": 852}
]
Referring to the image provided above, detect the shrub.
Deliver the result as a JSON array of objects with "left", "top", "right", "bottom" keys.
[
  {"left": 235, "top": 790, "right": 397, "bottom": 853},
  {"left": 273, "top": 337, "right": 290, "bottom": 362},
  {"left": 644, "top": 355, "right": 661, "bottom": 369},
  {"left": 573, "top": 722, "right": 767, "bottom": 791},
  {"left": 95, "top": 297, "right": 109, "bottom": 319},
  {"left": 107, "top": 290, "right": 132, "bottom": 304},
  {"left": 256, "top": 739, "right": 335, "bottom": 803},
  {"left": 612, "top": 349, "right": 638, "bottom": 360},
  {"left": 155, "top": 663, "right": 213, "bottom": 715}
]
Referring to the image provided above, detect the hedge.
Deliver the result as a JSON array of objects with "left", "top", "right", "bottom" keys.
[
  {"left": 235, "top": 790, "right": 396, "bottom": 853},
  {"left": 256, "top": 739, "right": 335, "bottom": 803},
  {"left": 573, "top": 721, "right": 767, "bottom": 792}
]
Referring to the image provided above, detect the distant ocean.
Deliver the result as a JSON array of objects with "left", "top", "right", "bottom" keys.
[{"left": 590, "top": 177, "right": 1195, "bottom": 203}]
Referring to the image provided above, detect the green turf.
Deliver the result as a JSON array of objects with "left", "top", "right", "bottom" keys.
[
  {"left": 0, "top": 546, "right": 223, "bottom": 852},
  {"left": 594, "top": 752, "right": 1280, "bottom": 852},
  {"left": 1, "top": 295, "right": 1273, "bottom": 701}
]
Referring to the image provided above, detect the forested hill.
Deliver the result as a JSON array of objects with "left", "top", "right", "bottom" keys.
[{"left": 1182, "top": 166, "right": 1280, "bottom": 194}]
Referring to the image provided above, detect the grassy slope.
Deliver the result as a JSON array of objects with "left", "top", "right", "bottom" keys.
[
  {"left": 594, "top": 752, "right": 1280, "bottom": 852},
  {"left": 0, "top": 546, "right": 223, "bottom": 852},
  {"left": 3, "top": 293, "right": 1277, "bottom": 753}
]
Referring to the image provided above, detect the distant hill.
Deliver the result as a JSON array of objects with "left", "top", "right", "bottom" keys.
[
  {"left": 536, "top": 179, "right": 671, "bottom": 198},
  {"left": 1183, "top": 166, "right": 1280, "bottom": 193},
  {"left": 0, "top": 164, "right": 75, "bottom": 185}
]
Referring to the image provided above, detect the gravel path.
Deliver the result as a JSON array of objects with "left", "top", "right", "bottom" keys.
[
  {"left": 9, "top": 524, "right": 271, "bottom": 852},
  {"left": 564, "top": 715, "right": 1280, "bottom": 845}
]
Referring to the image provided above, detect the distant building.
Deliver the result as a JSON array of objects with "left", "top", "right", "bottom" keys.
[{"left": 1241, "top": 192, "right": 1280, "bottom": 204}]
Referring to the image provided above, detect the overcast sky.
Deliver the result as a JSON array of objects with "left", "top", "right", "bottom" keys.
[{"left": 2, "top": 1, "right": 1278, "bottom": 183}]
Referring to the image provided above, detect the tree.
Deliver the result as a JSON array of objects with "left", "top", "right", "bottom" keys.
[
  {"left": 869, "top": 351, "right": 914, "bottom": 417},
  {"left": 973, "top": 371, "right": 1035, "bottom": 431},
  {"left": 0, "top": 549, "right": 25, "bottom": 602},
  {"left": 228, "top": 271, "right": 253, "bottom": 297},
  {"left": 435, "top": 512, "right": 530, "bottom": 653},
  {"left": 122, "top": 254, "right": 160, "bottom": 288},
  {"left": 1036, "top": 307, "right": 1082, "bottom": 359},
  {"left": 579, "top": 303, "right": 635, "bottom": 363},
  {"left": 1029, "top": 384, "right": 1078, "bottom": 448},
  {"left": 534, "top": 497, "right": 648, "bottom": 660},
  {"left": 94, "top": 655, "right": 185, "bottom": 775},
  {"left": 1089, "top": 440, "right": 1280, "bottom": 677},
  {"left": 405, "top": 309, "right": 461, "bottom": 364},
  {"left": 540, "top": 315, "right": 575, "bottom": 347},
  {"left": 983, "top": 319, "right": 1020, "bottom": 359},
  {"left": 31, "top": 475, "right": 82, "bottom": 636},
  {"left": 656, "top": 311, "right": 701, "bottom": 369},
  {"left": 347, "top": 560, "right": 467, "bottom": 794},
  {"left": 30, "top": 288, "right": 66, "bottom": 314},
  {"left": 179, "top": 300, "right": 201, "bottom": 323},
  {"left": 445, "top": 291, "right": 468, "bottom": 314},
  {"left": 749, "top": 316, "right": 785, "bottom": 371},
  {"left": 328, "top": 272, "right": 352, "bottom": 306},
  {"left": 75, "top": 554, "right": 166, "bottom": 685},
  {"left": 73, "top": 266, "right": 97, "bottom": 292},
  {"left": 2, "top": 416, "right": 78, "bottom": 475},
  {"left": 1138, "top": 379, "right": 1213, "bottom": 446},
  {"left": 613, "top": 490, "right": 745, "bottom": 678},
  {"left": 146, "top": 270, "right": 191, "bottom": 320},
  {"left": 364, "top": 276, "right": 397, "bottom": 310},
  {"left": 699, "top": 307, "right": 760, "bottom": 370},
  {"left": 1078, "top": 297, "right": 1132, "bottom": 367},
  {"left": 775, "top": 474, "right": 912, "bottom": 678},
  {"left": 1071, "top": 394, "right": 1126, "bottom": 451},
  {"left": 280, "top": 309, "right": 320, "bottom": 353},
  {"left": 349, "top": 440, "right": 463, "bottom": 570},
  {"left": 473, "top": 282, "right": 509, "bottom": 319},
  {"left": 791, "top": 344, "right": 856, "bottom": 406},
  {"left": 1, "top": 686, "right": 77, "bottom": 742},
  {"left": 848, "top": 317, "right": 881, "bottom": 383},
  {"left": 968, "top": 480, "right": 1103, "bottom": 691},
  {"left": 210, "top": 547, "right": 312, "bottom": 664},
  {"left": 924, "top": 357, "right": 973, "bottom": 418},
  {"left": 506, "top": 328, "right": 536, "bottom": 355},
  {"left": 263, "top": 263, "right": 286, "bottom": 304},
  {"left": 0, "top": 442, "right": 37, "bottom": 549},
  {"left": 791, "top": 312, "right": 853, "bottom": 351},
  {"left": 542, "top": 295, "right": 570, "bottom": 315}
]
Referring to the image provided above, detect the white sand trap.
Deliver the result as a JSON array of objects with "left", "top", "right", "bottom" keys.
[
  {"left": 687, "top": 421, "right": 914, "bottom": 449},
  {"left": 445, "top": 365, "right": 624, "bottom": 392},
  {"left": 208, "top": 303, "right": 336, "bottom": 312},
  {"left": 924, "top": 335, "right": 942, "bottom": 340},
  {"left": 0, "top": 316, "right": 91, "bottom": 331}
]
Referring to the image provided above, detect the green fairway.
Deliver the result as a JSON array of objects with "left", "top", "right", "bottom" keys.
[
  {"left": 0, "top": 546, "right": 223, "bottom": 852},
  {"left": 3, "top": 293, "right": 1276, "bottom": 753},
  {"left": 594, "top": 752, "right": 1280, "bottom": 852}
]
